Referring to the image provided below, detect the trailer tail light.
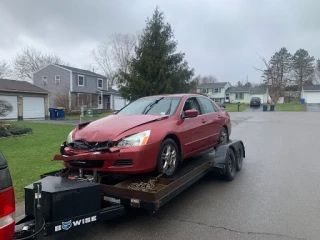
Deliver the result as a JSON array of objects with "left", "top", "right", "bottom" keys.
[{"left": 0, "top": 186, "right": 15, "bottom": 240}]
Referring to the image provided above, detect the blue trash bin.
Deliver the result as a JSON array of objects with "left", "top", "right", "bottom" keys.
[
  {"left": 263, "top": 104, "right": 268, "bottom": 112},
  {"left": 56, "top": 108, "right": 65, "bottom": 119},
  {"left": 300, "top": 98, "right": 305, "bottom": 104},
  {"left": 270, "top": 104, "right": 275, "bottom": 111},
  {"left": 49, "top": 108, "right": 57, "bottom": 120}
]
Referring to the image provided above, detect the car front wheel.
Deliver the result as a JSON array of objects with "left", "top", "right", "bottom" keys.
[{"left": 157, "top": 138, "right": 179, "bottom": 177}]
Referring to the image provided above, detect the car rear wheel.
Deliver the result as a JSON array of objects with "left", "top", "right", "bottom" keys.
[
  {"left": 157, "top": 138, "right": 179, "bottom": 177},
  {"left": 218, "top": 127, "right": 228, "bottom": 144}
]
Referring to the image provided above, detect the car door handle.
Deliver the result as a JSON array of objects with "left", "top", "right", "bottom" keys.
[{"left": 201, "top": 119, "right": 207, "bottom": 123}]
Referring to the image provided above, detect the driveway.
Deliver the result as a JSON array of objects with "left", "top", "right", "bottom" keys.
[
  {"left": 37, "top": 111, "right": 320, "bottom": 240},
  {"left": 306, "top": 103, "right": 320, "bottom": 112},
  {"left": 244, "top": 105, "right": 262, "bottom": 112}
]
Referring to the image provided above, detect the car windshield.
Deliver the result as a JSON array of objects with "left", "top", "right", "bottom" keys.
[{"left": 116, "top": 97, "right": 181, "bottom": 115}]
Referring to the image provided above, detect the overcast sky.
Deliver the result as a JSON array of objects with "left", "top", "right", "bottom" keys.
[{"left": 1, "top": 0, "right": 320, "bottom": 85}]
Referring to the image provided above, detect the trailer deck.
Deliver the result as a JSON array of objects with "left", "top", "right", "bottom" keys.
[{"left": 13, "top": 140, "right": 245, "bottom": 239}]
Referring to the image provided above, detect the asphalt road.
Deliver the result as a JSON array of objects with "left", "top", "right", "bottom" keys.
[{"left": 45, "top": 112, "right": 320, "bottom": 240}]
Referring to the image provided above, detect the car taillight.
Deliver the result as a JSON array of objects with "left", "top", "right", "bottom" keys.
[{"left": 0, "top": 186, "right": 15, "bottom": 240}]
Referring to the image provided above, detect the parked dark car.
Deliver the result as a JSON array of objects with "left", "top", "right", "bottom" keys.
[
  {"left": 0, "top": 152, "right": 15, "bottom": 240},
  {"left": 250, "top": 97, "right": 261, "bottom": 107}
]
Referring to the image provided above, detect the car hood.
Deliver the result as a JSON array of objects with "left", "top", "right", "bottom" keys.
[{"left": 73, "top": 114, "right": 168, "bottom": 142}]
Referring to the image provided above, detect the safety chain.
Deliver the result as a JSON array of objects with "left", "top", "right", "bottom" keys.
[{"left": 127, "top": 173, "right": 163, "bottom": 192}]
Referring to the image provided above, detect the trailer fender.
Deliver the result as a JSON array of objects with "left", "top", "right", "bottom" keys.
[{"left": 213, "top": 140, "right": 245, "bottom": 174}]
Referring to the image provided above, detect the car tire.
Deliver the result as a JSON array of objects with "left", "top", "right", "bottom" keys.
[
  {"left": 157, "top": 138, "right": 179, "bottom": 177},
  {"left": 235, "top": 146, "right": 243, "bottom": 171},
  {"left": 224, "top": 148, "right": 236, "bottom": 181},
  {"left": 218, "top": 127, "right": 229, "bottom": 145}
]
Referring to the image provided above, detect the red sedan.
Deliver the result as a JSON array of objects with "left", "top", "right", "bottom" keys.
[{"left": 55, "top": 94, "right": 231, "bottom": 177}]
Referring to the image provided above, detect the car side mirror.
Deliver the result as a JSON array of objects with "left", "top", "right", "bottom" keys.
[{"left": 183, "top": 109, "right": 198, "bottom": 118}]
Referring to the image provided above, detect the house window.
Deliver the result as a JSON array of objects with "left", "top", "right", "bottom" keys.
[
  {"left": 97, "top": 78, "right": 103, "bottom": 89},
  {"left": 42, "top": 76, "right": 47, "bottom": 84},
  {"left": 78, "top": 75, "right": 85, "bottom": 86},
  {"left": 236, "top": 93, "right": 244, "bottom": 99},
  {"left": 214, "top": 88, "right": 219, "bottom": 93},
  {"left": 201, "top": 89, "right": 207, "bottom": 94},
  {"left": 55, "top": 75, "right": 60, "bottom": 84},
  {"left": 77, "top": 93, "right": 83, "bottom": 106},
  {"left": 98, "top": 95, "right": 102, "bottom": 105}
]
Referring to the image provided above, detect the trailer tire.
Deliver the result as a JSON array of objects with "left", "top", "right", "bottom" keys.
[
  {"left": 157, "top": 138, "right": 179, "bottom": 177},
  {"left": 235, "top": 146, "right": 243, "bottom": 171},
  {"left": 224, "top": 148, "right": 236, "bottom": 181}
]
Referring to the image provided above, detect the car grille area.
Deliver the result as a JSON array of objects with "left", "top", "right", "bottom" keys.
[
  {"left": 68, "top": 160, "right": 104, "bottom": 168},
  {"left": 114, "top": 160, "right": 133, "bottom": 167}
]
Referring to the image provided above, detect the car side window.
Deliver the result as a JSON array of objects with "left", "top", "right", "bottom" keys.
[
  {"left": 198, "top": 97, "right": 217, "bottom": 114},
  {"left": 182, "top": 97, "right": 202, "bottom": 115}
]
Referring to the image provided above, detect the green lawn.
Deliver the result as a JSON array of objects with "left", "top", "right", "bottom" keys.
[
  {"left": 65, "top": 112, "right": 112, "bottom": 121},
  {"left": 0, "top": 122, "right": 75, "bottom": 201},
  {"left": 274, "top": 102, "right": 306, "bottom": 111},
  {"left": 219, "top": 103, "right": 249, "bottom": 112}
]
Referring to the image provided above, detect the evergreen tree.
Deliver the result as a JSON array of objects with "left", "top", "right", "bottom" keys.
[
  {"left": 291, "top": 49, "right": 315, "bottom": 95},
  {"left": 117, "top": 7, "right": 195, "bottom": 101}
]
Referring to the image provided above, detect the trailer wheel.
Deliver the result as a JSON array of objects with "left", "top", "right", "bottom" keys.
[
  {"left": 224, "top": 148, "right": 236, "bottom": 181},
  {"left": 236, "top": 146, "right": 243, "bottom": 171},
  {"left": 157, "top": 138, "right": 179, "bottom": 177}
]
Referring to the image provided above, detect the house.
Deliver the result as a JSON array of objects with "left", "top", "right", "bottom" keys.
[
  {"left": 301, "top": 85, "right": 320, "bottom": 103},
  {"left": 0, "top": 78, "right": 49, "bottom": 120},
  {"left": 33, "top": 64, "right": 127, "bottom": 111},
  {"left": 249, "top": 87, "right": 270, "bottom": 104},
  {"left": 225, "top": 86, "right": 251, "bottom": 103},
  {"left": 196, "top": 82, "right": 231, "bottom": 103},
  {"left": 226, "top": 86, "right": 270, "bottom": 104}
]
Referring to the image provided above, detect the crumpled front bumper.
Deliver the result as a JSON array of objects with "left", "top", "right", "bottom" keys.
[{"left": 54, "top": 141, "right": 160, "bottom": 174}]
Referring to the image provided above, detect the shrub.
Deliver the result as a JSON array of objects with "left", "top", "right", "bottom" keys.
[
  {"left": 0, "top": 125, "right": 33, "bottom": 137},
  {"left": 8, "top": 125, "right": 33, "bottom": 135},
  {"left": 0, "top": 126, "right": 11, "bottom": 137}
]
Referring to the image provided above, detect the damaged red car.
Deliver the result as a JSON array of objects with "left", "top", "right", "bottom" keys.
[{"left": 55, "top": 94, "right": 231, "bottom": 177}]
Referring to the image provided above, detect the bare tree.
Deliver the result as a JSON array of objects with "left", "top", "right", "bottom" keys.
[
  {"left": 13, "top": 45, "right": 65, "bottom": 81},
  {"left": 0, "top": 60, "right": 12, "bottom": 78},
  {"left": 314, "top": 59, "right": 320, "bottom": 84},
  {"left": 254, "top": 48, "right": 292, "bottom": 103},
  {"left": 92, "top": 33, "right": 137, "bottom": 86},
  {"left": 55, "top": 92, "right": 71, "bottom": 113},
  {"left": 0, "top": 100, "right": 13, "bottom": 118},
  {"left": 196, "top": 74, "right": 218, "bottom": 85}
]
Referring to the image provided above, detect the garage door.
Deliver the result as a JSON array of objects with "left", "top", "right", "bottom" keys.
[
  {"left": 305, "top": 92, "right": 320, "bottom": 103},
  {"left": 23, "top": 97, "right": 45, "bottom": 118},
  {"left": 251, "top": 94, "right": 264, "bottom": 103},
  {"left": 114, "top": 96, "right": 126, "bottom": 110},
  {"left": 0, "top": 95, "right": 18, "bottom": 119}
]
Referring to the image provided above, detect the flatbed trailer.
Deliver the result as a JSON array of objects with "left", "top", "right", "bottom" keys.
[{"left": 13, "top": 140, "right": 245, "bottom": 240}]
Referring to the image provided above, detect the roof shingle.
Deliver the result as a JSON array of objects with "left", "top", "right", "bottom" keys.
[
  {"left": 226, "top": 86, "right": 251, "bottom": 93},
  {"left": 0, "top": 78, "right": 49, "bottom": 94},
  {"left": 197, "top": 82, "right": 229, "bottom": 89},
  {"left": 250, "top": 87, "right": 268, "bottom": 94},
  {"left": 303, "top": 85, "right": 320, "bottom": 91},
  {"left": 55, "top": 64, "right": 106, "bottom": 78}
]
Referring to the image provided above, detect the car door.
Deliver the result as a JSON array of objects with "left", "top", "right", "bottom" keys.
[
  {"left": 179, "top": 97, "right": 208, "bottom": 157},
  {"left": 197, "top": 96, "right": 222, "bottom": 147}
]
